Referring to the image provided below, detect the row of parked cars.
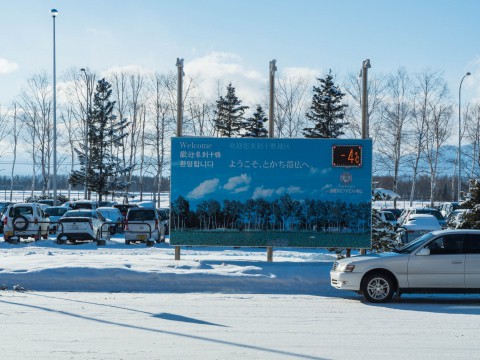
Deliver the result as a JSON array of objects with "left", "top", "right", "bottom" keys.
[
  {"left": 379, "top": 202, "right": 468, "bottom": 244},
  {"left": 0, "top": 200, "right": 170, "bottom": 246}
]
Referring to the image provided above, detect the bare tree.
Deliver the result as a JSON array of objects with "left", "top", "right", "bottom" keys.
[
  {"left": 344, "top": 71, "right": 385, "bottom": 141},
  {"left": 8, "top": 103, "right": 21, "bottom": 201},
  {"left": 17, "top": 73, "right": 54, "bottom": 195},
  {"left": 408, "top": 70, "right": 451, "bottom": 206},
  {"left": 424, "top": 101, "right": 453, "bottom": 206},
  {"left": 274, "top": 74, "right": 310, "bottom": 138},
  {"left": 145, "top": 73, "right": 176, "bottom": 206},
  {"left": 464, "top": 104, "right": 480, "bottom": 179},
  {"left": 59, "top": 106, "right": 77, "bottom": 200},
  {"left": 376, "top": 68, "right": 411, "bottom": 207}
]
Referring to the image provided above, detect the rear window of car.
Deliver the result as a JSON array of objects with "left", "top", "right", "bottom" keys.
[
  {"left": 127, "top": 209, "right": 156, "bottom": 221},
  {"left": 383, "top": 212, "right": 395, "bottom": 221},
  {"left": 10, "top": 206, "right": 34, "bottom": 216},
  {"left": 64, "top": 211, "right": 94, "bottom": 218},
  {"left": 417, "top": 209, "right": 444, "bottom": 220},
  {"left": 45, "top": 207, "right": 68, "bottom": 216},
  {"left": 72, "top": 203, "right": 94, "bottom": 210}
]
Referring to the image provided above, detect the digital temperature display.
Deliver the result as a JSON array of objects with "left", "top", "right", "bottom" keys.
[{"left": 332, "top": 145, "right": 362, "bottom": 167}]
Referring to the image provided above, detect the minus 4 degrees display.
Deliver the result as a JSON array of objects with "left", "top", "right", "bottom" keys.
[{"left": 332, "top": 145, "right": 362, "bottom": 167}]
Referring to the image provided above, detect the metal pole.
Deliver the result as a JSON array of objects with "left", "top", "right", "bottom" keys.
[
  {"left": 361, "top": 59, "right": 371, "bottom": 139},
  {"left": 267, "top": 59, "right": 277, "bottom": 262},
  {"left": 81, "top": 68, "right": 89, "bottom": 199},
  {"left": 358, "top": 59, "right": 371, "bottom": 257},
  {"left": 175, "top": 58, "right": 184, "bottom": 261},
  {"left": 51, "top": 9, "right": 58, "bottom": 206},
  {"left": 176, "top": 58, "right": 184, "bottom": 137},
  {"left": 458, "top": 72, "right": 471, "bottom": 202},
  {"left": 268, "top": 59, "right": 276, "bottom": 138}
]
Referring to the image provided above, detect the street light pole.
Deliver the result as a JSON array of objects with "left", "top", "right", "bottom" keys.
[
  {"left": 81, "top": 68, "right": 89, "bottom": 200},
  {"left": 51, "top": 9, "right": 58, "bottom": 206},
  {"left": 458, "top": 72, "right": 471, "bottom": 202}
]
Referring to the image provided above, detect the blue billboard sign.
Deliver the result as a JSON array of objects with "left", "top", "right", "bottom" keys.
[{"left": 170, "top": 137, "right": 372, "bottom": 248}]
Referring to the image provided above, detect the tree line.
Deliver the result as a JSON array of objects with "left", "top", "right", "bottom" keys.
[
  {"left": 171, "top": 194, "right": 371, "bottom": 233},
  {"left": 0, "top": 65, "right": 476, "bottom": 205}
]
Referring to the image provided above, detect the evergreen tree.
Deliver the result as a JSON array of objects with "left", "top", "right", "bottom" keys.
[
  {"left": 303, "top": 70, "right": 348, "bottom": 138},
  {"left": 242, "top": 105, "right": 268, "bottom": 137},
  {"left": 456, "top": 179, "right": 480, "bottom": 228},
  {"left": 69, "top": 78, "right": 131, "bottom": 200},
  {"left": 370, "top": 209, "right": 399, "bottom": 252},
  {"left": 214, "top": 83, "right": 249, "bottom": 137}
]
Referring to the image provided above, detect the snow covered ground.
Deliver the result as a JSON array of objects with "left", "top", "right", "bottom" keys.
[{"left": 1, "top": 235, "right": 480, "bottom": 359}]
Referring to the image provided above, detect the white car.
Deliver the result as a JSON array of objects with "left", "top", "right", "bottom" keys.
[
  {"left": 2, "top": 203, "right": 50, "bottom": 243},
  {"left": 379, "top": 210, "right": 397, "bottom": 226},
  {"left": 330, "top": 229, "right": 480, "bottom": 303},
  {"left": 124, "top": 207, "right": 160, "bottom": 245},
  {"left": 397, "top": 214, "right": 441, "bottom": 243},
  {"left": 56, "top": 209, "right": 109, "bottom": 245}
]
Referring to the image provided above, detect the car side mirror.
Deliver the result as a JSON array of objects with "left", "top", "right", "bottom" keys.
[{"left": 416, "top": 248, "right": 431, "bottom": 256}]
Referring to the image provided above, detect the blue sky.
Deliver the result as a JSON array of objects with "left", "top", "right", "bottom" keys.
[{"left": 1, "top": 0, "right": 480, "bottom": 106}]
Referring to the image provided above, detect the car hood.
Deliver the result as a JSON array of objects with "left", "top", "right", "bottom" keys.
[{"left": 336, "top": 252, "right": 400, "bottom": 264}]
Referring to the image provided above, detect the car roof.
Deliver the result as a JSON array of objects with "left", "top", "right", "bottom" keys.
[
  {"left": 407, "top": 214, "right": 437, "bottom": 219},
  {"left": 429, "top": 229, "right": 480, "bottom": 235}
]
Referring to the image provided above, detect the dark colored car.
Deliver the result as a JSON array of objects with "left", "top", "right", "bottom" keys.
[
  {"left": 157, "top": 208, "right": 170, "bottom": 236},
  {"left": 380, "top": 208, "right": 403, "bottom": 219}
]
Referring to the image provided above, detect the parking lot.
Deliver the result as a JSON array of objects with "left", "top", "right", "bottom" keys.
[{"left": 1, "top": 291, "right": 480, "bottom": 360}]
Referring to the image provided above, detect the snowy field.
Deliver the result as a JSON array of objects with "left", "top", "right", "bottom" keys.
[{"left": 1, "top": 234, "right": 480, "bottom": 359}]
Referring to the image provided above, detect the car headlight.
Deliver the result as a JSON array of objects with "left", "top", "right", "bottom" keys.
[{"left": 336, "top": 263, "right": 355, "bottom": 272}]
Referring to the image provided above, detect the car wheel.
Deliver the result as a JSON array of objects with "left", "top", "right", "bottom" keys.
[
  {"left": 9, "top": 236, "right": 19, "bottom": 245},
  {"left": 56, "top": 234, "right": 67, "bottom": 245},
  {"left": 96, "top": 239, "right": 106, "bottom": 246},
  {"left": 125, "top": 240, "right": 131, "bottom": 245},
  {"left": 146, "top": 240, "right": 155, "bottom": 247},
  {"left": 362, "top": 273, "right": 395, "bottom": 303},
  {"left": 13, "top": 215, "right": 29, "bottom": 231}
]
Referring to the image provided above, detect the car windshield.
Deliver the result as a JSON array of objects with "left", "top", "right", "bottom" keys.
[
  {"left": 127, "top": 210, "right": 155, "bottom": 221},
  {"left": 64, "top": 211, "right": 94, "bottom": 218},
  {"left": 394, "top": 232, "right": 436, "bottom": 254}
]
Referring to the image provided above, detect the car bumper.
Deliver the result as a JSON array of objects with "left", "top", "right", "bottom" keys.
[
  {"left": 125, "top": 231, "right": 158, "bottom": 241},
  {"left": 330, "top": 270, "right": 363, "bottom": 291},
  {"left": 57, "top": 232, "right": 96, "bottom": 241}
]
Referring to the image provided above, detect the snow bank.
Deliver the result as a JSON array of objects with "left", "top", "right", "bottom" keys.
[{"left": 0, "top": 237, "right": 336, "bottom": 294}]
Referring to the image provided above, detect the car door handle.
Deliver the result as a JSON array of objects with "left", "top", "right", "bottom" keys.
[{"left": 452, "top": 260, "right": 463, "bottom": 264}]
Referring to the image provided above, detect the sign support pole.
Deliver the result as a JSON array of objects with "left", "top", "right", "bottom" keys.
[
  {"left": 267, "top": 59, "right": 277, "bottom": 262},
  {"left": 358, "top": 59, "right": 371, "bottom": 257},
  {"left": 175, "top": 58, "right": 184, "bottom": 261}
]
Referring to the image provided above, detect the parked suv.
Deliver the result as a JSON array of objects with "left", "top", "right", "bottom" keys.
[
  {"left": 330, "top": 229, "right": 480, "bottom": 303},
  {"left": 124, "top": 207, "right": 160, "bottom": 245},
  {"left": 3, "top": 203, "right": 50, "bottom": 243}
]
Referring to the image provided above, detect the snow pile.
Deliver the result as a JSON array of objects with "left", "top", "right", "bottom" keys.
[{"left": 0, "top": 236, "right": 336, "bottom": 294}]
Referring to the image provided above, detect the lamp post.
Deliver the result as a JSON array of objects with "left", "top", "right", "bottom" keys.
[
  {"left": 458, "top": 72, "right": 471, "bottom": 201},
  {"left": 51, "top": 9, "right": 58, "bottom": 206},
  {"left": 81, "top": 68, "right": 90, "bottom": 199}
]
